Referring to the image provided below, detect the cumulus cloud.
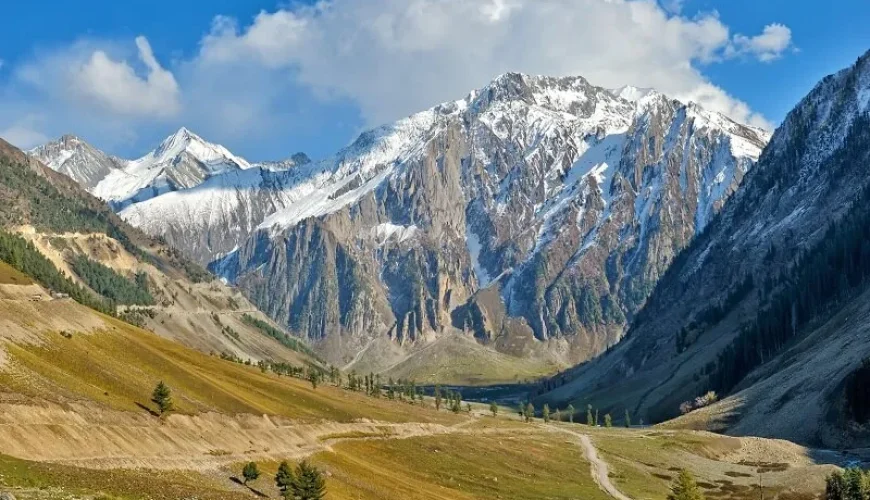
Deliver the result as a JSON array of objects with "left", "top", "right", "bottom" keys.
[
  {"left": 729, "top": 24, "right": 793, "bottom": 62},
  {"left": 19, "top": 36, "right": 180, "bottom": 119},
  {"left": 196, "top": 0, "right": 783, "bottom": 129},
  {"left": 1, "top": 0, "right": 795, "bottom": 155},
  {"left": 0, "top": 122, "right": 48, "bottom": 149}
]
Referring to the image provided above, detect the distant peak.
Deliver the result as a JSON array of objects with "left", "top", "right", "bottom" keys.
[
  {"left": 59, "top": 133, "right": 81, "bottom": 143},
  {"left": 291, "top": 152, "right": 311, "bottom": 165}
]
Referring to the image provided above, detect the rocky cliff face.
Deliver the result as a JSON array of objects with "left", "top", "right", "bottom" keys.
[
  {"left": 31, "top": 73, "right": 768, "bottom": 374},
  {"left": 210, "top": 74, "right": 768, "bottom": 369}
]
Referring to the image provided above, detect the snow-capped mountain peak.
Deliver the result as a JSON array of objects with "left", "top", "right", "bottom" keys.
[
  {"left": 148, "top": 127, "right": 252, "bottom": 173},
  {"left": 29, "top": 134, "right": 126, "bottom": 189}
]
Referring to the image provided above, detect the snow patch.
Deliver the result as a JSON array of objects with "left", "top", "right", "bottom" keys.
[{"left": 466, "top": 230, "right": 492, "bottom": 288}]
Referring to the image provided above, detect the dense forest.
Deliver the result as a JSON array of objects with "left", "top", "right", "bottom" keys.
[
  {"left": 0, "top": 230, "right": 112, "bottom": 314},
  {"left": 0, "top": 154, "right": 211, "bottom": 284},
  {"left": 708, "top": 115, "right": 870, "bottom": 396},
  {"left": 69, "top": 255, "right": 154, "bottom": 306}
]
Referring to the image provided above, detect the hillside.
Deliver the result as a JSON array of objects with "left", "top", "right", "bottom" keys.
[
  {"left": 536, "top": 51, "right": 870, "bottom": 447},
  {"left": 0, "top": 276, "right": 840, "bottom": 499},
  {"left": 0, "top": 176, "right": 839, "bottom": 498},
  {"left": 0, "top": 138, "right": 315, "bottom": 367}
]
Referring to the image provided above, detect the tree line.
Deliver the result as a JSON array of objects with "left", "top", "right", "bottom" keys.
[{"left": 70, "top": 254, "right": 154, "bottom": 306}]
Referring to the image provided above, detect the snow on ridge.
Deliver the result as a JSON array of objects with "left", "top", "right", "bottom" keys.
[
  {"left": 609, "top": 85, "right": 655, "bottom": 103},
  {"left": 370, "top": 223, "right": 419, "bottom": 245}
]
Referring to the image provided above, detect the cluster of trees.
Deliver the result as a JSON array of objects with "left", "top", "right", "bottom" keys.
[
  {"left": 0, "top": 230, "right": 113, "bottom": 315},
  {"left": 241, "top": 313, "right": 319, "bottom": 358},
  {"left": 679, "top": 391, "right": 719, "bottom": 415},
  {"left": 676, "top": 275, "right": 754, "bottom": 354},
  {"left": 70, "top": 254, "right": 154, "bottom": 306},
  {"left": 241, "top": 460, "right": 326, "bottom": 499},
  {"left": 515, "top": 401, "right": 629, "bottom": 427},
  {"left": 433, "top": 385, "right": 461, "bottom": 412},
  {"left": 0, "top": 157, "right": 115, "bottom": 235},
  {"left": 825, "top": 468, "right": 870, "bottom": 500},
  {"left": 846, "top": 359, "right": 870, "bottom": 424},
  {"left": 709, "top": 174, "right": 870, "bottom": 395}
]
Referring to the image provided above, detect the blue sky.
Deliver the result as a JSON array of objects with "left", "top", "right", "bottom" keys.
[{"left": 0, "top": 0, "right": 867, "bottom": 162}]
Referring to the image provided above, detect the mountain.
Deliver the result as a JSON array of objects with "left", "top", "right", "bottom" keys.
[
  {"left": 32, "top": 128, "right": 312, "bottom": 263},
  {"left": 31, "top": 74, "right": 768, "bottom": 379},
  {"left": 2, "top": 136, "right": 316, "bottom": 367},
  {"left": 213, "top": 73, "right": 767, "bottom": 375},
  {"left": 537, "top": 51, "right": 870, "bottom": 447},
  {"left": 29, "top": 134, "right": 127, "bottom": 189}
]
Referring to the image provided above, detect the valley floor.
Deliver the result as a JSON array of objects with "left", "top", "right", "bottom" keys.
[
  {"left": 0, "top": 281, "right": 840, "bottom": 500},
  {"left": 0, "top": 406, "right": 840, "bottom": 500}
]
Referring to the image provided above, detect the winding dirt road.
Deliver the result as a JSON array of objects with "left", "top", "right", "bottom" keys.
[{"left": 547, "top": 426, "right": 633, "bottom": 500}]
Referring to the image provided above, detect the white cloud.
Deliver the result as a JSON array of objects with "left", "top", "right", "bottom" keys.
[
  {"left": 1, "top": 0, "right": 794, "bottom": 156},
  {"left": 1, "top": 115, "right": 48, "bottom": 149},
  {"left": 661, "top": 0, "right": 684, "bottom": 14},
  {"left": 197, "top": 0, "right": 785, "bottom": 129},
  {"left": 18, "top": 36, "right": 180, "bottom": 120},
  {"left": 729, "top": 24, "right": 793, "bottom": 62}
]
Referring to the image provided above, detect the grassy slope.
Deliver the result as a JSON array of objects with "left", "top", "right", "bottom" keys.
[
  {"left": 0, "top": 261, "right": 34, "bottom": 285},
  {"left": 312, "top": 432, "right": 608, "bottom": 500},
  {"left": 588, "top": 427, "right": 833, "bottom": 500},
  {"left": 380, "top": 333, "right": 559, "bottom": 385},
  {"left": 0, "top": 318, "right": 454, "bottom": 424}
]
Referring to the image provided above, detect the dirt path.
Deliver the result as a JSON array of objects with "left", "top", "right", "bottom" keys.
[{"left": 547, "top": 426, "right": 633, "bottom": 500}]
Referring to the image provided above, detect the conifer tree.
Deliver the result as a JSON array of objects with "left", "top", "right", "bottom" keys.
[
  {"left": 275, "top": 460, "right": 295, "bottom": 497},
  {"left": 625, "top": 409, "right": 632, "bottom": 428},
  {"left": 604, "top": 413, "right": 612, "bottom": 427},
  {"left": 290, "top": 461, "right": 327, "bottom": 499},
  {"left": 525, "top": 402, "right": 535, "bottom": 423},
  {"left": 567, "top": 404, "right": 575, "bottom": 423},
  {"left": 242, "top": 462, "right": 260, "bottom": 485},
  {"left": 667, "top": 469, "right": 705, "bottom": 500},
  {"left": 151, "top": 381, "right": 174, "bottom": 415},
  {"left": 542, "top": 404, "right": 550, "bottom": 423},
  {"left": 434, "top": 384, "right": 442, "bottom": 410},
  {"left": 490, "top": 401, "right": 498, "bottom": 417},
  {"left": 587, "top": 404, "right": 594, "bottom": 426}
]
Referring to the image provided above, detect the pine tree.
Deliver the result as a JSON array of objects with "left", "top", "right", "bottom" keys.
[
  {"left": 434, "top": 384, "right": 442, "bottom": 410},
  {"left": 567, "top": 404, "right": 575, "bottom": 423},
  {"left": 554, "top": 408, "right": 561, "bottom": 423},
  {"left": 525, "top": 402, "right": 535, "bottom": 423},
  {"left": 625, "top": 409, "right": 632, "bottom": 428},
  {"left": 275, "top": 460, "right": 295, "bottom": 497},
  {"left": 604, "top": 413, "right": 612, "bottom": 428},
  {"left": 595, "top": 408, "right": 599, "bottom": 426},
  {"left": 490, "top": 401, "right": 498, "bottom": 417},
  {"left": 587, "top": 404, "right": 594, "bottom": 426},
  {"left": 151, "top": 381, "right": 174, "bottom": 415},
  {"left": 667, "top": 469, "right": 705, "bottom": 500},
  {"left": 242, "top": 461, "right": 260, "bottom": 485},
  {"left": 542, "top": 404, "right": 550, "bottom": 423},
  {"left": 290, "top": 460, "right": 327, "bottom": 499}
]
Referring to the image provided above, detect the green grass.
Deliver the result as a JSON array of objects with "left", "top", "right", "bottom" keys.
[
  {"left": 0, "top": 260, "right": 33, "bottom": 285},
  {"left": 0, "top": 317, "right": 460, "bottom": 425},
  {"left": 308, "top": 431, "right": 610, "bottom": 500},
  {"left": 0, "top": 453, "right": 247, "bottom": 500}
]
